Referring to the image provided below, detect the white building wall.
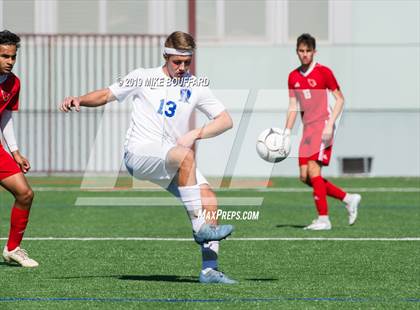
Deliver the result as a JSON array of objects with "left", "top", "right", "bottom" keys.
[
  {"left": 0, "top": 0, "right": 418, "bottom": 176},
  {"left": 194, "top": 0, "right": 420, "bottom": 177}
]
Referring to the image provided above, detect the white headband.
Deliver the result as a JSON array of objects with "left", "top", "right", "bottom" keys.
[{"left": 163, "top": 47, "right": 193, "bottom": 56}]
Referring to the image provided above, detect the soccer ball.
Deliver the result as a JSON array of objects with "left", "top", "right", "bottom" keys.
[{"left": 256, "top": 128, "right": 291, "bottom": 163}]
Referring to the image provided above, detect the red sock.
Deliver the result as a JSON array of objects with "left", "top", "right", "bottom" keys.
[
  {"left": 323, "top": 179, "right": 346, "bottom": 201},
  {"left": 7, "top": 207, "right": 30, "bottom": 251},
  {"left": 311, "top": 176, "right": 328, "bottom": 216}
]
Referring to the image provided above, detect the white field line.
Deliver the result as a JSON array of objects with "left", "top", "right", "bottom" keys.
[
  {"left": 258, "top": 187, "right": 420, "bottom": 193},
  {"left": 75, "top": 197, "right": 264, "bottom": 206},
  {"left": 1, "top": 237, "right": 420, "bottom": 241},
  {"left": 28, "top": 187, "right": 420, "bottom": 193}
]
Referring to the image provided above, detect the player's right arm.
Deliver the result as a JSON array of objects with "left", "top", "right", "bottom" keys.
[
  {"left": 59, "top": 88, "right": 116, "bottom": 112},
  {"left": 60, "top": 68, "right": 144, "bottom": 112},
  {"left": 284, "top": 73, "right": 299, "bottom": 135},
  {"left": 285, "top": 96, "right": 298, "bottom": 132}
]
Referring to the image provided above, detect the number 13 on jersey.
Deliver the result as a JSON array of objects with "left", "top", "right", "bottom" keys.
[{"left": 157, "top": 99, "right": 177, "bottom": 118}]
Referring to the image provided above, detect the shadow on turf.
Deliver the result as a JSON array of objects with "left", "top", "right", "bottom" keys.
[
  {"left": 55, "top": 275, "right": 198, "bottom": 283},
  {"left": 119, "top": 275, "right": 197, "bottom": 283},
  {"left": 120, "top": 276, "right": 277, "bottom": 283},
  {"left": 0, "top": 262, "right": 20, "bottom": 268},
  {"left": 55, "top": 274, "right": 278, "bottom": 283},
  {"left": 245, "top": 278, "right": 278, "bottom": 282},
  {"left": 276, "top": 224, "right": 306, "bottom": 228}
]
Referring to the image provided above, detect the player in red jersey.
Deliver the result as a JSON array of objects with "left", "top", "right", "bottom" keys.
[
  {"left": 0, "top": 30, "right": 38, "bottom": 266},
  {"left": 284, "top": 33, "right": 361, "bottom": 230}
]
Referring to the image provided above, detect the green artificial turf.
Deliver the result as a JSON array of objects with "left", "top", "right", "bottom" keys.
[{"left": 0, "top": 177, "right": 419, "bottom": 309}]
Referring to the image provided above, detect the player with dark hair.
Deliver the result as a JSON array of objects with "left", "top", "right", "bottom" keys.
[
  {"left": 0, "top": 30, "right": 38, "bottom": 267},
  {"left": 60, "top": 31, "right": 236, "bottom": 283},
  {"left": 0, "top": 30, "right": 21, "bottom": 48},
  {"left": 284, "top": 33, "right": 361, "bottom": 230}
]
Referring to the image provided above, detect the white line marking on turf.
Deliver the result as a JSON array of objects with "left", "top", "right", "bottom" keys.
[
  {"left": 230, "top": 237, "right": 420, "bottom": 241},
  {"left": 2, "top": 237, "right": 420, "bottom": 241},
  {"left": 75, "top": 197, "right": 264, "bottom": 206},
  {"left": 29, "top": 187, "right": 420, "bottom": 193},
  {"left": 257, "top": 187, "right": 420, "bottom": 193}
]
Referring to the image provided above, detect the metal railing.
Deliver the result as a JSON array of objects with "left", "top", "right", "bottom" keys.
[{"left": 9, "top": 34, "right": 167, "bottom": 173}]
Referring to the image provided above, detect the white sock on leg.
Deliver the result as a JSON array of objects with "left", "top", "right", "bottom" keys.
[
  {"left": 207, "top": 241, "right": 219, "bottom": 253},
  {"left": 318, "top": 215, "right": 330, "bottom": 222},
  {"left": 178, "top": 185, "right": 205, "bottom": 233},
  {"left": 343, "top": 193, "right": 354, "bottom": 204},
  {"left": 201, "top": 241, "right": 219, "bottom": 273}
]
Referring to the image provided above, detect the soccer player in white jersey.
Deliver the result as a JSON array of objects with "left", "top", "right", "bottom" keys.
[{"left": 59, "top": 31, "right": 236, "bottom": 284}]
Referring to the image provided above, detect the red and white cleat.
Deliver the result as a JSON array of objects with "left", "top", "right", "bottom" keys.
[
  {"left": 3, "top": 246, "right": 39, "bottom": 268},
  {"left": 346, "top": 194, "right": 361, "bottom": 225}
]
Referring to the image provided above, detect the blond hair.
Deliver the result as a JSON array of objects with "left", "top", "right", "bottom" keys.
[{"left": 164, "top": 31, "right": 196, "bottom": 52}]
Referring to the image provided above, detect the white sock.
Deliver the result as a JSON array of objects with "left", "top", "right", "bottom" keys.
[
  {"left": 201, "top": 241, "right": 219, "bottom": 271},
  {"left": 318, "top": 215, "right": 330, "bottom": 222},
  {"left": 343, "top": 193, "right": 353, "bottom": 204},
  {"left": 206, "top": 241, "right": 219, "bottom": 254},
  {"left": 178, "top": 185, "right": 205, "bottom": 233}
]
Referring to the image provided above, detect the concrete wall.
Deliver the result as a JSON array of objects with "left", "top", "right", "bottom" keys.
[
  {"left": 3, "top": 0, "right": 419, "bottom": 177},
  {"left": 194, "top": 0, "right": 420, "bottom": 177}
]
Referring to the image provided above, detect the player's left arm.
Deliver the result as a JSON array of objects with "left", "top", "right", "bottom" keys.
[
  {"left": 177, "top": 110, "right": 233, "bottom": 148},
  {"left": 0, "top": 110, "right": 30, "bottom": 173},
  {"left": 322, "top": 89, "right": 345, "bottom": 142}
]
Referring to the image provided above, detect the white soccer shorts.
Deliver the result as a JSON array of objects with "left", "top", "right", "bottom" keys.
[{"left": 124, "top": 142, "right": 208, "bottom": 195}]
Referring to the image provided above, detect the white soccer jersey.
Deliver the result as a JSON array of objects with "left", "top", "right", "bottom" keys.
[{"left": 109, "top": 66, "right": 225, "bottom": 149}]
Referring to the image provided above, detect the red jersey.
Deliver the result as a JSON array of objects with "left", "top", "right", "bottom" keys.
[
  {"left": 0, "top": 73, "right": 20, "bottom": 115},
  {"left": 288, "top": 63, "right": 339, "bottom": 125}
]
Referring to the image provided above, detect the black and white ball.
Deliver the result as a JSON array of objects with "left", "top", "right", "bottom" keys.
[{"left": 256, "top": 128, "right": 291, "bottom": 163}]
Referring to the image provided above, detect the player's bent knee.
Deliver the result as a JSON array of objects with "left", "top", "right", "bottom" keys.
[
  {"left": 299, "top": 167, "right": 310, "bottom": 184},
  {"left": 299, "top": 175, "right": 308, "bottom": 184},
  {"left": 168, "top": 146, "right": 196, "bottom": 168},
  {"left": 178, "top": 149, "right": 196, "bottom": 171},
  {"left": 308, "top": 170, "right": 320, "bottom": 178},
  {"left": 307, "top": 161, "right": 321, "bottom": 178},
  {"left": 182, "top": 148, "right": 195, "bottom": 164},
  {"left": 16, "top": 188, "right": 34, "bottom": 205}
]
